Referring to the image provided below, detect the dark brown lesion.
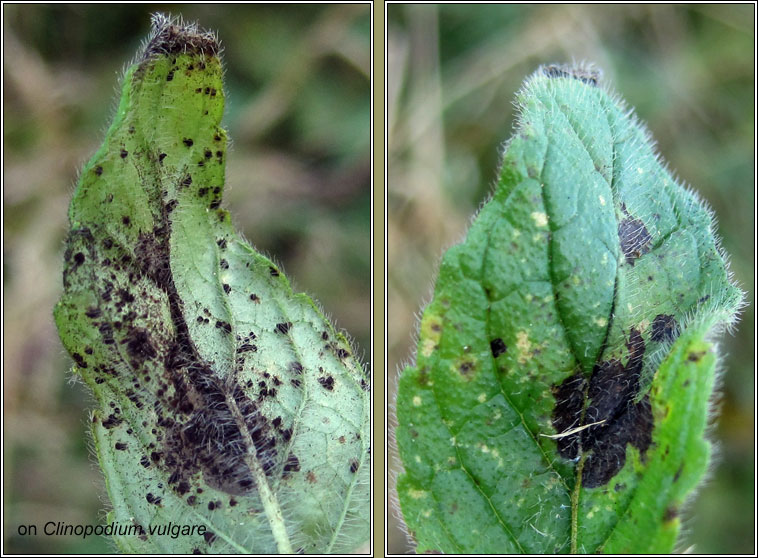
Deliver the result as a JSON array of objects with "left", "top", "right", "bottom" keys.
[
  {"left": 64, "top": 196, "right": 293, "bottom": 501},
  {"left": 617, "top": 206, "right": 652, "bottom": 266},
  {"left": 651, "top": 314, "right": 678, "bottom": 343},
  {"left": 550, "top": 328, "right": 654, "bottom": 488},
  {"left": 551, "top": 372, "right": 587, "bottom": 460}
]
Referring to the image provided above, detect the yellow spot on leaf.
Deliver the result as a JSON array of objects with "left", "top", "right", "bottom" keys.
[
  {"left": 531, "top": 211, "right": 548, "bottom": 227},
  {"left": 598, "top": 194, "right": 606, "bottom": 206},
  {"left": 477, "top": 393, "right": 487, "bottom": 403},
  {"left": 517, "top": 331, "right": 532, "bottom": 364},
  {"left": 412, "top": 395, "right": 422, "bottom": 407},
  {"left": 421, "top": 338, "right": 436, "bottom": 358},
  {"left": 408, "top": 488, "right": 427, "bottom": 500},
  {"left": 594, "top": 317, "right": 607, "bottom": 327}
]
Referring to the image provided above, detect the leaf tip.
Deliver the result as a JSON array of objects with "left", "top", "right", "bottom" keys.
[{"left": 142, "top": 13, "right": 220, "bottom": 61}]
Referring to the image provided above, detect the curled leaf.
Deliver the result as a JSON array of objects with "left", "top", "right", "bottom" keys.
[{"left": 54, "top": 14, "right": 369, "bottom": 554}]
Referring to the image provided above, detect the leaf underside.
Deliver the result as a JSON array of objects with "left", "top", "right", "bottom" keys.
[
  {"left": 396, "top": 64, "right": 742, "bottom": 554},
  {"left": 54, "top": 15, "right": 369, "bottom": 554}
]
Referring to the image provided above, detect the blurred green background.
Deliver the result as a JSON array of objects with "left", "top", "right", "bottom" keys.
[
  {"left": 387, "top": 4, "right": 753, "bottom": 555},
  {"left": 3, "top": 4, "right": 369, "bottom": 554}
]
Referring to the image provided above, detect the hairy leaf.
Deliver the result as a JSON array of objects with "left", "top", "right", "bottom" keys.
[
  {"left": 54, "top": 14, "right": 369, "bottom": 554},
  {"left": 395, "top": 63, "right": 742, "bottom": 554}
]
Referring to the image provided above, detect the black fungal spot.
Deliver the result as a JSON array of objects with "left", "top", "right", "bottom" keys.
[
  {"left": 275, "top": 322, "right": 291, "bottom": 335},
  {"left": 214, "top": 320, "right": 232, "bottom": 334},
  {"left": 458, "top": 359, "right": 475, "bottom": 377},
  {"left": 269, "top": 266, "right": 279, "bottom": 277},
  {"left": 490, "top": 338, "right": 507, "bottom": 358},
  {"left": 618, "top": 214, "right": 652, "bottom": 265},
  {"left": 282, "top": 454, "right": 300, "bottom": 477},
  {"left": 115, "top": 442, "right": 128, "bottom": 450},
  {"left": 183, "top": 138, "right": 194, "bottom": 147},
  {"left": 85, "top": 307, "right": 101, "bottom": 319},
  {"left": 181, "top": 174, "right": 193, "bottom": 188},
  {"left": 140, "top": 455, "right": 150, "bottom": 468},
  {"left": 350, "top": 460, "right": 359, "bottom": 474},
  {"left": 198, "top": 187, "right": 208, "bottom": 197},
  {"left": 166, "top": 199, "right": 178, "bottom": 213},
  {"left": 204, "top": 149, "right": 212, "bottom": 159},
  {"left": 687, "top": 351, "right": 706, "bottom": 362},
  {"left": 73, "top": 252, "right": 86, "bottom": 266},
  {"left": 203, "top": 531, "right": 216, "bottom": 544},
  {"left": 120, "top": 148, "right": 128, "bottom": 158},
  {"left": 122, "top": 216, "right": 131, "bottom": 226},
  {"left": 94, "top": 166, "right": 103, "bottom": 176},
  {"left": 222, "top": 283, "right": 231, "bottom": 294},
  {"left": 318, "top": 376, "right": 335, "bottom": 391},
  {"left": 337, "top": 348, "right": 350, "bottom": 359},
  {"left": 209, "top": 200, "right": 221, "bottom": 210},
  {"left": 651, "top": 314, "right": 678, "bottom": 343},
  {"left": 102, "top": 414, "right": 122, "bottom": 429},
  {"left": 71, "top": 352, "right": 88, "bottom": 369},
  {"left": 166, "top": 69, "right": 175, "bottom": 81},
  {"left": 159, "top": 153, "right": 167, "bottom": 163},
  {"left": 125, "top": 328, "right": 157, "bottom": 362},
  {"left": 551, "top": 329, "right": 654, "bottom": 488}
]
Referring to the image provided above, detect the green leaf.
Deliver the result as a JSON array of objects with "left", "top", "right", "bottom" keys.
[
  {"left": 54, "top": 14, "right": 369, "bottom": 554},
  {"left": 395, "top": 63, "right": 743, "bottom": 554}
]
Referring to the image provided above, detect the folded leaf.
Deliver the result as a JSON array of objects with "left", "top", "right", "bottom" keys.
[
  {"left": 54, "top": 14, "right": 369, "bottom": 554},
  {"left": 396, "top": 63, "right": 742, "bottom": 554}
]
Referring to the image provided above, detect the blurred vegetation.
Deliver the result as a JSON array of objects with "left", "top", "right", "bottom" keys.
[
  {"left": 3, "top": 4, "right": 369, "bottom": 554},
  {"left": 387, "top": 4, "right": 753, "bottom": 555}
]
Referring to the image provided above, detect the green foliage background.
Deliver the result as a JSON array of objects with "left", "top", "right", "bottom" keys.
[
  {"left": 387, "top": 4, "right": 754, "bottom": 554},
  {"left": 3, "top": 4, "right": 369, "bottom": 554}
]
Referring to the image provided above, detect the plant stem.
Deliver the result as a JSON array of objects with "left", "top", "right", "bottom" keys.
[
  {"left": 226, "top": 392, "right": 293, "bottom": 554},
  {"left": 571, "top": 455, "right": 586, "bottom": 554}
]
